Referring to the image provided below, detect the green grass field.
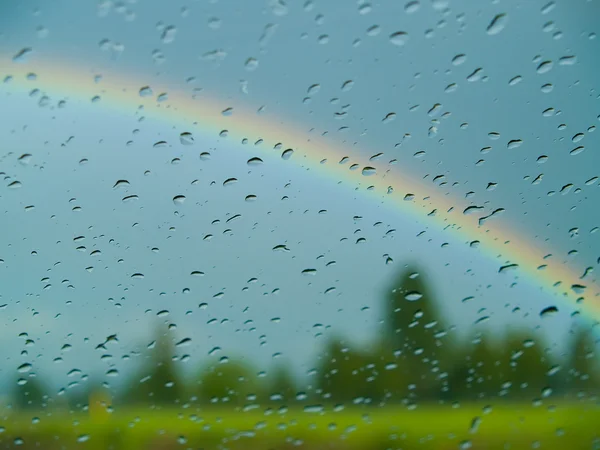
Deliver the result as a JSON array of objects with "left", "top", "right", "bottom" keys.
[{"left": 1, "top": 403, "right": 599, "bottom": 449}]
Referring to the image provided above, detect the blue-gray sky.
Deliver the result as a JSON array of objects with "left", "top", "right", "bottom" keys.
[{"left": 0, "top": 0, "right": 599, "bottom": 391}]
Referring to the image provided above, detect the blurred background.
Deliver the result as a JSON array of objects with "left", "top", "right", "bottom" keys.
[{"left": 0, "top": 0, "right": 599, "bottom": 448}]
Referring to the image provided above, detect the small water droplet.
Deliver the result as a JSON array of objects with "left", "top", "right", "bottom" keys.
[
  {"left": 537, "top": 61, "right": 553, "bottom": 74},
  {"left": 362, "top": 166, "right": 376, "bottom": 176},
  {"left": 507, "top": 139, "right": 523, "bottom": 149},
  {"left": 17, "top": 363, "right": 32, "bottom": 373},
  {"left": 245, "top": 57, "right": 259, "bottom": 71},
  {"left": 540, "top": 306, "right": 558, "bottom": 318},
  {"left": 13, "top": 48, "right": 33, "bottom": 62},
  {"left": 180, "top": 132, "right": 194, "bottom": 145},
  {"left": 389, "top": 31, "right": 409, "bottom": 46},
  {"left": 404, "top": 291, "right": 422, "bottom": 301},
  {"left": 18, "top": 154, "right": 32, "bottom": 165},
  {"left": 113, "top": 180, "right": 130, "bottom": 189},
  {"left": 122, "top": 195, "right": 139, "bottom": 203},
  {"left": 405, "top": 1, "right": 420, "bottom": 14},
  {"left": 139, "top": 86, "right": 153, "bottom": 97},
  {"left": 173, "top": 195, "right": 186, "bottom": 205},
  {"left": 452, "top": 54, "right": 467, "bottom": 66},
  {"left": 486, "top": 13, "right": 508, "bottom": 35},
  {"left": 247, "top": 157, "right": 263, "bottom": 166}
]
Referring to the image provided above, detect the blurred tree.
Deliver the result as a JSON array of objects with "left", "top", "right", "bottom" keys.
[
  {"left": 120, "top": 325, "right": 184, "bottom": 406},
  {"left": 380, "top": 266, "right": 449, "bottom": 399},
  {"left": 195, "top": 358, "right": 261, "bottom": 407},
  {"left": 12, "top": 376, "right": 47, "bottom": 410},
  {"left": 315, "top": 336, "right": 372, "bottom": 405},
  {"left": 565, "top": 325, "right": 600, "bottom": 399},
  {"left": 67, "top": 377, "right": 113, "bottom": 413},
  {"left": 447, "top": 333, "right": 510, "bottom": 401},
  {"left": 263, "top": 363, "right": 297, "bottom": 405},
  {"left": 503, "top": 330, "right": 555, "bottom": 400}
]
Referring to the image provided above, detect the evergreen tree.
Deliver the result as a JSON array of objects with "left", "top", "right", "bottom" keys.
[
  {"left": 447, "top": 333, "right": 510, "bottom": 401},
  {"left": 195, "top": 358, "right": 261, "bottom": 407},
  {"left": 12, "top": 375, "right": 47, "bottom": 410},
  {"left": 315, "top": 336, "right": 371, "bottom": 405},
  {"left": 121, "top": 325, "right": 184, "bottom": 406},
  {"left": 503, "top": 330, "right": 555, "bottom": 400},
  {"left": 264, "top": 363, "right": 297, "bottom": 405},
  {"left": 380, "top": 266, "right": 449, "bottom": 399},
  {"left": 565, "top": 325, "right": 600, "bottom": 399}
]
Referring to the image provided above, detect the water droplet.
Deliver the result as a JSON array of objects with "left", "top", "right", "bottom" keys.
[
  {"left": 281, "top": 149, "right": 294, "bottom": 160},
  {"left": 382, "top": 112, "right": 396, "bottom": 123},
  {"left": 362, "top": 166, "right": 376, "bottom": 176},
  {"left": 367, "top": 25, "right": 381, "bottom": 36},
  {"left": 245, "top": 57, "right": 259, "bottom": 71},
  {"left": 13, "top": 48, "right": 33, "bottom": 62},
  {"left": 131, "top": 273, "right": 145, "bottom": 279},
  {"left": 469, "top": 416, "right": 482, "bottom": 434},
  {"left": 77, "top": 434, "right": 90, "bottom": 443},
  {"left": 139, "top": 86, "right": 153, "bottom": 97},
  {"left": 173, "top": 195, "right": 186, "bottom": 205},
  {"left": 486, "top": 13, "right": 508, "bottom": 35},
  {"left": 559, "top": 55, "right": 577, "bottom": 66},
  {"left": 341, "top": 80, "right": 354, "bottom": 91},
  {"left": 176, "top": 337, "right": 192, "bottom": 347},
  {"left": 452, "top": 54, "right": 467, "bottom": 66},
  {"left": 307, "top": 84, "right": 321, "bottom": 95},
  {"left": 540, "top": 306, "right": 558, "bottom": 318},
  {"left": 404, "top": 291, "right": 422, "bottom": 301},
  {"left": 499, "top": 263, "right": 518, "bottom": 273},
  {"left": 508, "top": 75, "right": 522, "bottom": 86},
  {"left": 507, "top": 139, "right": 523, "bottom": 149},
  {"left": 113, "top": 180, "right": 130, "bottom": 189},
  {"left": 405, "top": 1, "right": 420, "bottom": 14},
  {"left": 17, "top": 363, "right": 32, "bottom": 373},
  {"left": 247, "top": 157, "right": 263, "bottom": 166},
  {"left": 180, "top": 132, "right": 194, "bottom": 145},
  {"left": 467, "top": 68, "right": 484, "bottom": 82},
  {"left": 389, "top": 31, "right": 409, "bottom": 46},
  {"left": 537, "top": 61, "right": 553, "bottom": 74},
  {"left": 161, "top": 25, "right": 177, "bottom": 43},
  {"left": 18, "top": 154, "right": 32, "bottom": 165},
  {"left": 463, "top": 206, "right": 484, "bottom": 215},
  {"left": 122, "top": 195, "right": 139, "bottom": 203}
]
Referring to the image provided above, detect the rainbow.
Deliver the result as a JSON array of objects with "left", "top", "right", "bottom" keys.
[{"left": 1, "top": 55, "right": 597, "bottom": 320}]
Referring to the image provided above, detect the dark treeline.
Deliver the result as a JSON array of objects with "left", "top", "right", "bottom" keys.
[{"left": 11, "top": 266, "right": 600, "bottom": 412}]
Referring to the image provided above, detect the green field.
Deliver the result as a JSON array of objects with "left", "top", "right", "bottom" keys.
[{"left": 1, "top": 403, "right": 599, "bottom": 449}]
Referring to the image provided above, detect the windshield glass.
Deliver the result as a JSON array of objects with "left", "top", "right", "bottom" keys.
[{"left": 1, "top": 0, "right": 599, "bottom": 448}]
